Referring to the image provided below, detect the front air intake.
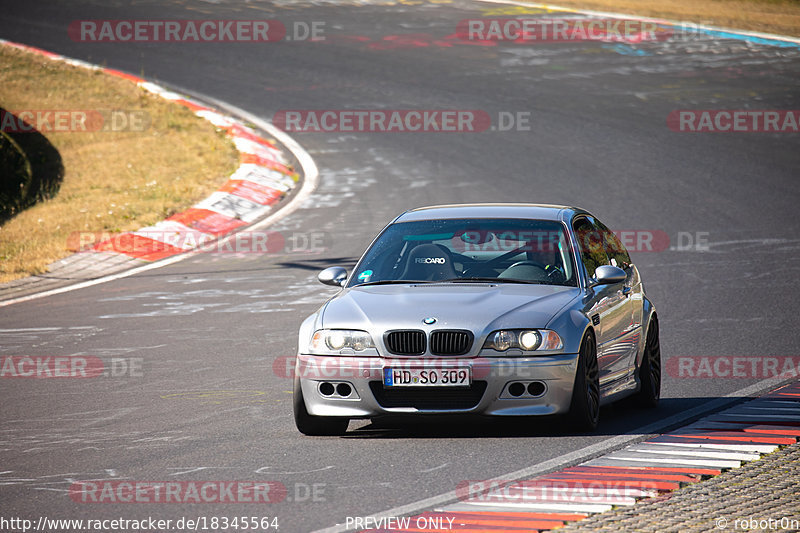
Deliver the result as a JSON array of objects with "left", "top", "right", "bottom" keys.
[{"left": 370, "top": 381, "right": 487, "bottom": 410}]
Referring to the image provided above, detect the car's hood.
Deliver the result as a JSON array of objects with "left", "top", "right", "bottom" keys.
[{"left": 320, "top": 283, "right": 579, "bottom": 333}]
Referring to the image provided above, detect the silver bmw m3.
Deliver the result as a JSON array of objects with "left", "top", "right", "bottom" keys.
[{"left": 293, "top": 204, "right": 660, "bottom": 435}]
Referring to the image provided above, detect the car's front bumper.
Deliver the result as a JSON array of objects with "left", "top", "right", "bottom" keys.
[{"left": 295, "top": 353, "right": 579, "bottom": 418}]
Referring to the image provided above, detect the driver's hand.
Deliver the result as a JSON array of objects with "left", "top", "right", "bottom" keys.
[{"left": 545, "top": 265, "right": 566, "bottom": 283}]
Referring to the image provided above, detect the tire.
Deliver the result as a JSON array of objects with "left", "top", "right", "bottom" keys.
[
  {"left": 568, "top": 332, "right": 600, "bottom": 432},
  {"left": 636, "top": 315, "right": 661, "bottom": 408},
  {"left": 293, "top": 378, "right": 349, "bottom": 436}
]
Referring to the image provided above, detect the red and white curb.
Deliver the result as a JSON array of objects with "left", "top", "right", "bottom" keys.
[
  {"left": 0, "top": 39, "right": 318, "bottom": 306},
  {"left": 2, "top": 40, "right": 298, "bottom": 261},
  {"left": 350, "top": 380, "right": 800, "bottom": 532}
]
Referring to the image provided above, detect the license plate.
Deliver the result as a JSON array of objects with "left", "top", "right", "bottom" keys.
[{"left": 383, "top": 367, "right": 472, "bottom": 387}]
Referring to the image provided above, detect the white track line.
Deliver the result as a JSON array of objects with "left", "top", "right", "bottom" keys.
[
  {"left": 594, "top": 456, "right": 741, "bottom": 469},
  {"left": 456, "top": 500, "right": 614, "bottom": 513},
  {"left": 624, "top": 446, "right": 759, "bottom": 462},
  {"left": 645, "top": 441, "right": 777, "bottom": 454}
]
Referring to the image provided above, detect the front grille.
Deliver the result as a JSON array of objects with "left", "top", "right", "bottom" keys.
[
  {"left": 430, "top": 330, "right": 473, "bottom": 355},
  {"left": 369, "top": 381, "right": 488, "bottom": 410},
  {"left": 385, "top": 330, "right": 426, "bottom": 355}
]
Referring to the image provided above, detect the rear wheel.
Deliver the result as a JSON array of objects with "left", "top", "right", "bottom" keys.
[
  {"left": 636, "top": 316, "right": 661, "bottom": 408},
  {"left": 568, "top": 332, "right": 600, "bottom": 432},
  {"left": 293, "top": 378, "right": 349, "bottom": 436}
]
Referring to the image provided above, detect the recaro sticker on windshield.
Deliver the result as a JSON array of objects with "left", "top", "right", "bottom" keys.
[{"left": 358, "top": 270, "right": 373, "bottom": 282}]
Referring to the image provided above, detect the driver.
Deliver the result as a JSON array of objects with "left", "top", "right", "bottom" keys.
[{"left": 526, "top": 239, "right": 566, "bottom": 282}]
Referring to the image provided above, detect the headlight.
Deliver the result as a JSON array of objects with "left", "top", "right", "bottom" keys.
[
  {"left": 493, "top": 330, "right": 515, "bottom": 351},
  {"left": 519, "top": 331, "right": 541, "bottom": 350},
  {"left": 310, "top": 329, "right": 376, "bottom": 355},
  {"left": 482, "top": 329, "right": 563, "bottom": 354}
]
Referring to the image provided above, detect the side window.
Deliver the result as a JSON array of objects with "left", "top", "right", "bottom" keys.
[
  {"left": 596, "top": 220, "right": 632, "bottom": 269},
  {"left": 572, "top": 217, "right": 610, "bottom": 278}
]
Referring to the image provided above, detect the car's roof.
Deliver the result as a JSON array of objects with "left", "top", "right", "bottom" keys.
[{"left": 394, "top": 203, "right": 588, "bottom": 223}]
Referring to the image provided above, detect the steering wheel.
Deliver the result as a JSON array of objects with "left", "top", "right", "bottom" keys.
[
  {"left": 506, "top": 260, "right": 548, "bottom": 271},
  {"left": 505, "top": 261, "right": 566, "bottom": 283},
  {"left": 462, "top": 243, "right": 535, "bottom": 277}
]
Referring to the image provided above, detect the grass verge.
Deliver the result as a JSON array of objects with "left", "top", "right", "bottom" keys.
[
  {"left": 492, "top": 0, "right": 800, "bottom": 38},
  {"left": 0, "top": 45, "right": 239, "bottom": 283}
]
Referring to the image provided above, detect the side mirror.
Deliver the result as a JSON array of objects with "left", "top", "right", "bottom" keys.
[
  {"left": 318, "top": 266, "right": 348, "bottom": 287},
  {"left": 592, "top": 265, "right": 627, "bottom": 286}
]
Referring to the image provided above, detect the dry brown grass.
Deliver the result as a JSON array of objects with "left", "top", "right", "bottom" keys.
[
  {"left": 0, "top": 45, "right": 239, "bottom": 283},
  {"left": 486, "top": 0, "right": 800, "bottom": 38}
]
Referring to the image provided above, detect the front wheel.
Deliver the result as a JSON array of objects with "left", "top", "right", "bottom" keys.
[
  {"left": 568, "top": 332, "right": 600, "bottom": 432},
  {"left": 293, "top": 378, "right": 349, "bottom": 436},
  {"left": 636, "top": 316, "right": 661, "bottom": 408}
]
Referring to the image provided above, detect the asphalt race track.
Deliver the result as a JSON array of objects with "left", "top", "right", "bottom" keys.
[{"left": 1, "top": 1, "right": 799, "bottom": 531}]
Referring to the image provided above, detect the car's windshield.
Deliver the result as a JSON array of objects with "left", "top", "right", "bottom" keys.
[{"left": 348, "top": 218, "right": 577, "bottom": 287}]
